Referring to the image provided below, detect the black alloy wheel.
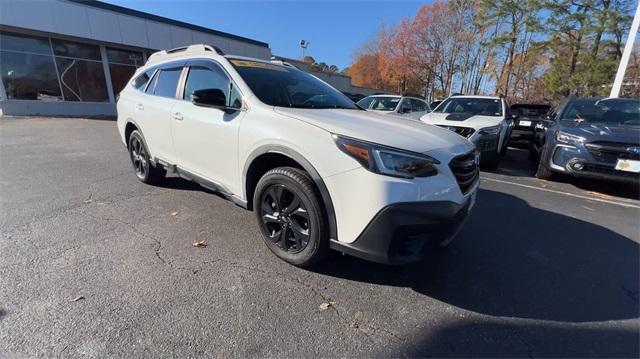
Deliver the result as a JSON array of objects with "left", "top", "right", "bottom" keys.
[
  {"left": 253, "top": 167, "right": 329, "bottom": 267},
  {"left": 130, "top": 135, "right": 148, "bottom": 180},
  {"left": 128, "top": 130, "right": 166, "bottom": 184},
  {"left": 260, "top": 184, "right": 310, "bottom": 253}
]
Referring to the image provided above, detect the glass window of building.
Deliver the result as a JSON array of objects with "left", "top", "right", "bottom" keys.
[
  {"left": 52, "top": 39, "right": 109, "bottom": 102},
  {"left": 106, "top": 48, "right": 144, "bottom": 95},
  {"left": 0, "top": 32, "right": 62, "bottom": 101}
]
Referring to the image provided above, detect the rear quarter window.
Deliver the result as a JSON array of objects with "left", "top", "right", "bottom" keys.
[{"left": 132, "top": 70, "right": 154, "bottom": 91}]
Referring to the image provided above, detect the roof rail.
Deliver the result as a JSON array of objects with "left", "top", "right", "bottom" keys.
[{"left": 146, "top": 44, "right": 225, "bottom": 65}]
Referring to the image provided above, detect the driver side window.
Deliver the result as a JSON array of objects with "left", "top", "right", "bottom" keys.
[{"left": 183, "top": 65, "right": 241, "bottom": 108}]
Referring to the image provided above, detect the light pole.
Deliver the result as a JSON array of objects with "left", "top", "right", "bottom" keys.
[
  {"left": 610, "top": 0, "right": 639, "bottom": 98},
  {"left": 300, "top": 39, "right": 309, "bottom": 60}
]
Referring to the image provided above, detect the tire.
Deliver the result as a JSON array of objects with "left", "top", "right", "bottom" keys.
[
  {"left": 481, "top": 151, "right": 500, "bottom": 170},
  {"left": 528, "top": 147, "right": 539, "bottom": 162},
  {"left": 253, "top": 167, "right": 329, "bottom": 267},
  {"left": 535, "top": 146, "right": 555, "bottom": 180},
  {"left": 500, "top": 138, "right": 509, "bottom": 156},
  {"left": 128, "top": 130, "right": 166, "bottom": 185}
]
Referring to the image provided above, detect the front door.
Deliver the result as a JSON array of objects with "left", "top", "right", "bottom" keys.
[{"left": 170, "top": 60, "right": 245, "bottom": 195}]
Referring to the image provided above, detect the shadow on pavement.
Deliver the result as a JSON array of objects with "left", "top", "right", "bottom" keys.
[
  {"left": 314, "top": 189, "right": 639, "bottom": 323},
  {"left": 404, "top": 319, "right": 639, "bottom": 357},
  {"left": 0, "top": 308, "right": 6, "bottom": 321}
]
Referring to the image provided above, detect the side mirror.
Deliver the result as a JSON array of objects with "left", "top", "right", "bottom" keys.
[{"left": 191, "top": 88, "right": 227, "bottom": 109}]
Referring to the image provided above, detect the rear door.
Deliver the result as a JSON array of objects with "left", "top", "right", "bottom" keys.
[
  {"left": 170, "top": 59, "right": 245, "bottom": 193},
  {"left": 136, "top": 64, "right": 184, "bottom": 164}
]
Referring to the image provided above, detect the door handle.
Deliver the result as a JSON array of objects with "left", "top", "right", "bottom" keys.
[
  {"left": 136, "top": 103, "right": 144, "bottom": 111},
  {"left": 172, "top": 112, "right": 183, "bottom": 121}
]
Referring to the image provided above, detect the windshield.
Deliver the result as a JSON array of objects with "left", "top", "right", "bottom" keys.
[
  {"left": 560, "top": 98, "right": 640, "bottom": 126},
  {"left": 433, "top": 97, "right": 503, "bottom": 117},
  {"left": 230, "top": 59, "right": 357, "bottom": 110},
  {"left": 511, "top": 104, "right": 550, "bottom": 118},
  {"left": 356, "top": 96, "right": 401, "bottom": 111}
]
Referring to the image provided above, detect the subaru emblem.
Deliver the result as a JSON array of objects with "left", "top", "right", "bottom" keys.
[{"left": 627, "top": 146, "right": 640, "bottom": 154}]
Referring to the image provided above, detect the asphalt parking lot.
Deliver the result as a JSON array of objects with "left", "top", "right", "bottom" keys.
[{"left": 1, "top": 117, "right": 638, "bottom": 358}]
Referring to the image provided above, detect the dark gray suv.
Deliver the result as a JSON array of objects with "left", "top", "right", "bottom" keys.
[{"left": 533, "top": 97, "right": 640, "bottom": 183}]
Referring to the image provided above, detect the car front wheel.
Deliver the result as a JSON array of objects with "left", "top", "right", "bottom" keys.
[
  {"left": 253, "top": 167, "right": 329, "bottom": 267},
  {"left": 535, "top": 145, "right": 555, "bottom": 180}
]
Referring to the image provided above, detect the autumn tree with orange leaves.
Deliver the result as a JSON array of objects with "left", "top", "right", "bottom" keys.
[{"left": 348, "top": 0, "right": 636, "bottom": 103}]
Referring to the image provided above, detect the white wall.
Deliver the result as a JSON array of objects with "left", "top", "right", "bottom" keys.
[{"left": 0, "top": 0, "right": 271, "bottom": 59}]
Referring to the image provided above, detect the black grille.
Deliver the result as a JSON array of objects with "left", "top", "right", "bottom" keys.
[
  {"left": 449, "top": 151, "right": 479, "bottom": 194},
  {"left": 585, "top": 141, "right": 640, "bottom": 163},
  {"left": 437, "top": 125, "right": 475, "bottom": 138}
]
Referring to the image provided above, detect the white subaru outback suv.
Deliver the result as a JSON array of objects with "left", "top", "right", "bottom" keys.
[
  {"left": 117, "top": 44, "right": 479, "bottom": 267},
  {"left": 420, "top": 95, "right": 513, "bottom": 169}
]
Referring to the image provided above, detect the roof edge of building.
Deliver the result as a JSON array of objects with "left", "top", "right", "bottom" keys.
[{"left": 66, "top": 0, "right": 269, "bottom": 48}]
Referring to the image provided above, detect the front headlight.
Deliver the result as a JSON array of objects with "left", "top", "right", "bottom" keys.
[
  {"left": 479, "top": 125, "right": 500, "bottom": 135},
  {"left": 333, "top": 135, "right": 440, "bottom": 178},
  {"left": 556, "top": 131, "right": 585, "bottom": 146}
]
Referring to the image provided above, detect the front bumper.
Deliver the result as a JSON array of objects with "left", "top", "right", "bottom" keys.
[
  {"left": 330, "top": 197, "right": 475, "bottom": 265},
  {"left": 549, "top": 145, "right": 640, "bottom": 184},
  {"left": 509, "top": 127, "right": 536, "bottom": 147}
]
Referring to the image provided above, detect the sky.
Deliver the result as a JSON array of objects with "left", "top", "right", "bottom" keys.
[{"left": 103, "top": 0, "right": 428, "bottom": 70}]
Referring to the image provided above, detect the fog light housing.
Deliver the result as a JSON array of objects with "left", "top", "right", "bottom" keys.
[{"left": 569, "top": 160, "right": 584, "bottom": 171}]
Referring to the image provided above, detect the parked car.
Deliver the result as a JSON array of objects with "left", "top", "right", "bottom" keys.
[
  {"left": 356, "top": 95, "right": 431, "bottom": 120},
  {"left": 117, "top": 44, "right": 479, "bottom": 267},
  {"left": 532, "top": 97, "right": 640, "bottom": 183},
  {"left": 420, "top": 95, "right": 513, "bottom": 169},
  {"left": 508, "top": 103, "right": 551, "bottom": 150}
]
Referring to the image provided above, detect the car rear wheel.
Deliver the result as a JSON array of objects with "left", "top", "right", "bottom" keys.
[
  {"left": 128, "top": 130, "right": 166, "bottom": 184},
  {"left": 253, "top": 167, "right": 329, "bottom": 267}
]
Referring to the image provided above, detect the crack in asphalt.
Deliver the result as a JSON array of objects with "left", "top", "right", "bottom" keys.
[
  {"left": 82, "top": 171, "right": 130, "bottom": 203},
  {"left": 82, "top": 212, "right": 170, "bottom": 266},
  {"left": 2, "top": 188, "right": 168, "bottom": 240},
  {"left": 183, "top": 257, "right": 425, "bottom": 354},
  {"left": 504, "top": 320, "right": 536, "bottom": 358}
]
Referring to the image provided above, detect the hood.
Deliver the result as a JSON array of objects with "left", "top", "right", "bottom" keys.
[
  {"left": 421, "top": 112, "right": 503, "bottom": 129},
  {"left": 559, "top": 120, "right": 640, "bottom": 143},
  {"left": 274, "top": 107, "right": 474, "bottom": 155}
]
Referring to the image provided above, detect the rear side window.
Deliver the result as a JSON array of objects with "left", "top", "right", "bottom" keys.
[
  {"left": 150, "top": 68, "right": 182, "bottom": 98},
  {"left": 132, "top": 69, "right": 154, "bottom": 91}
]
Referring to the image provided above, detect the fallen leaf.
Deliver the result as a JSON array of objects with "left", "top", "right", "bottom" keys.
[
  {"left": 192, "top": 241, "right": 207, "bottom": 248},
  {"left": 171, "top": 211, "right": 178, "bottom": 216},
  {"left": 588, "top": 191, "right": 613, "bottom": 200},
  {"left": 349, "top": 321, "right": 360, "bottom": 329},
  {"left": 72, "top": 296, "right": 85, "bottom": 302},
  {"left": 319, "top": 299, "right": 336, "bottom": 311}
]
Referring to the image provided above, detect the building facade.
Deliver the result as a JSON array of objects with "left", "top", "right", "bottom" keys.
[
  {"left": 0, "top": 0, "right": 384, "bottom": 117},
  {"left": 0, "top": 0, "right": 271, "bottom": 117}
]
